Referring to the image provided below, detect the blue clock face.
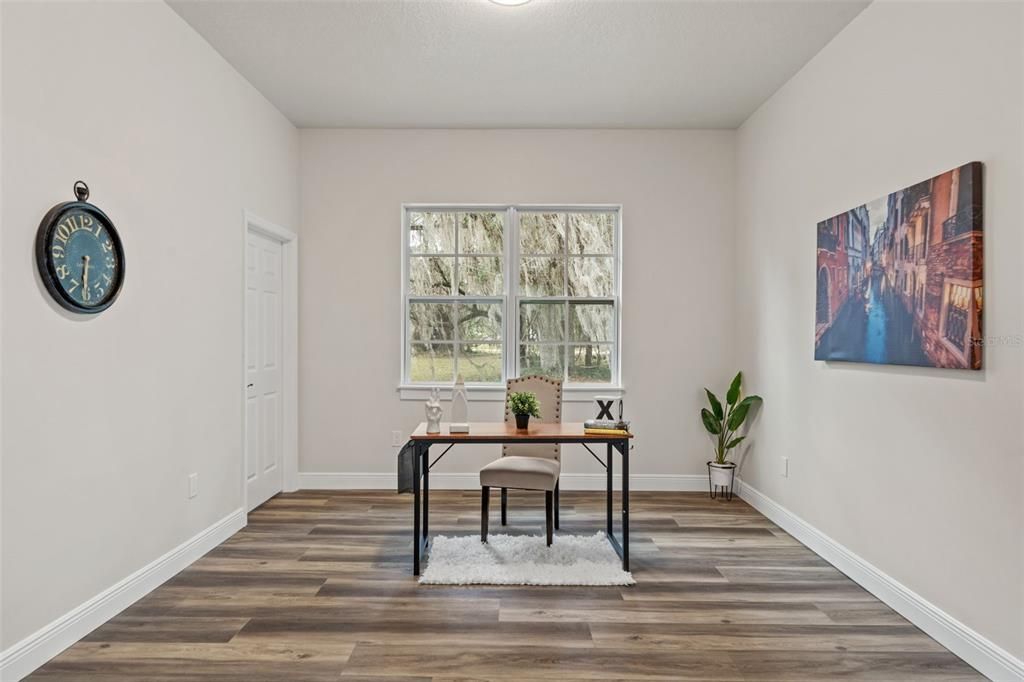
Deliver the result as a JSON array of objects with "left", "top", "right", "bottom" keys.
[{"left": 41, "top": 206, "right": 124, "bottom": 312}]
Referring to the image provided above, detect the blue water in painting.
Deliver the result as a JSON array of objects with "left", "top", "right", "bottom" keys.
[
  {"left": 816, "top": 273, "right": 929, "bottom": 366},
  {"left": 864, "top": 276, "right": 887, "bottom": 363}
]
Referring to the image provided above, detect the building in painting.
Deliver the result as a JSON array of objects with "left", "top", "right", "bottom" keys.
[
  {"left": 815, "top": 206, "right": 872, "bottom": 345},
  {"left": 894, "top": 179, "right": 931, "bottom": 320},
  {"left": 846, "top": 205, "right": 870, "bottom": 294},
  {"left": 879, "top": 189, "right": 903, "bottom": 289},
  {"left": 873, "top": 163, "right": 983, "bottom": 368},
  {"left": 815, "top": 214, "right": 848, "bottom": 342},
  {"left": 921, "top": 164, "right": 983, "bottom": 368}
]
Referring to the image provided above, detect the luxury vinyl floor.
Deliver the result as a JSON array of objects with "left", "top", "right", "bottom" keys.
[{"left": 31, "top": 491, "right": 979, "bottom": 681}]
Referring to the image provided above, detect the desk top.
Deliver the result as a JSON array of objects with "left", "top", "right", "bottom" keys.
[{"left": 409, "top": 422, "right": 633, "bottom": 442}]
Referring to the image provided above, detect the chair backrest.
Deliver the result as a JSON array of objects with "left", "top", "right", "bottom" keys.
[{"left": 503, "top": 375, "right": 562, "bottom": 461}]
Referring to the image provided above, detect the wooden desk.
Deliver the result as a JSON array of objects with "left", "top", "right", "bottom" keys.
[{"left": 405, "top": 422, "right": 633, "bottom": 576}]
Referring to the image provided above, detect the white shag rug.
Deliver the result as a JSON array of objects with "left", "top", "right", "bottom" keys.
[{"left": 419, "top": 532, "right": 635, "bottom": 586}]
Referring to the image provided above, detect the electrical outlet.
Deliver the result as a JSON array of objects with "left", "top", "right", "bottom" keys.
[
  {"left": 392, "top": 430, "right": 404, "bottom": 448},
  {"left": 188, "top": 473, "right": 199, "bottom": 498},
  {"left": 781, "top": 456, "right": 789, "bottom": 478}
]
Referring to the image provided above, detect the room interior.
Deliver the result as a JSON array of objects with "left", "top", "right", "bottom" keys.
[{"left": 1, "top": 0, "right": 1022, "bottom": 680}]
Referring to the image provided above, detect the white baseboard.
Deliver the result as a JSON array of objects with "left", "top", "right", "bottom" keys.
[
  {"left": 298, "top": 471, "right": 707, "bottom": 492},
  {"left": 737, "top": 479, "right": 1023, "bottom": 682},
  {"left": 0, "top": 508, "right": 246, "bottom": 682}
]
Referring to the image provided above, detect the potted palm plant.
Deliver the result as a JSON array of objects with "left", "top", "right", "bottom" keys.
[
  {"left": 508, "top": 391, "right": 540, "bottom": 430},
  {"left": 701, "top": 372, "right": 762, "bottom": 499}
]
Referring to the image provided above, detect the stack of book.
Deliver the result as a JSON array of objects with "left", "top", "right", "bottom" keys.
[{"left": 583, "top": 419, "right": 631, "bottom": 435}]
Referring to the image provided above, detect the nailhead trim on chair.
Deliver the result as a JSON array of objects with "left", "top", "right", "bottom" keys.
[{"left": 503, "top": 375, "right": 562, "bottom": 460}]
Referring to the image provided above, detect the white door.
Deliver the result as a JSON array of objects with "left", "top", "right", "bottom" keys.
[{"left": 245, "top": 230, "right": 284, "bottom": 511}]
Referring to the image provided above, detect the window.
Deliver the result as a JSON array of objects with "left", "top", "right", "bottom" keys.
[
  {"left": 406, "top": 210, "right": 506, "bottom": 384},
  {"left": 941, "top": 282, "right": 981, "bottom": 354},
  {"left": 519, "top": 211, "right": 617, "bottom": 384},
  {"left": 402, "top": 206, "right": 621, "bottom": 389}
]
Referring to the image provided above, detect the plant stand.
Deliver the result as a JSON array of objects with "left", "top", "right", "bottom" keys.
[{"left": 707, "top": 461, "right": 736, "bottom": 501}]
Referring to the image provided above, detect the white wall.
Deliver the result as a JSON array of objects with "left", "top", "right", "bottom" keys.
[
  {"left": 299, "top": 129, "right": 735, "bottom": 482},
  {"left": 736, "top": 0, "right": 1023, "bottom": 663},
  {"left": 0, "top": 0, "right": 6, "bottom": 649},
  {"left": 1, "top": 0, "right": 297, "bottom": 652}
]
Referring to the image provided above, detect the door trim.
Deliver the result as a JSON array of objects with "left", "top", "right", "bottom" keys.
[{"left": 243, "top": 211, "right": 298, "bottom": 512}]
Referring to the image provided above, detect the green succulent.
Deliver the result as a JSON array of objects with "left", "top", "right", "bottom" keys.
[
  {"left": 508, "top": 391, "right": 541, "bottom": 418},
  {"left": 701, "top": 372, "right": 762, "bottom": 465}
]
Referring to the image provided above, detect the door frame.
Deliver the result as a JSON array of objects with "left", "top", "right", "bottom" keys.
[{"left": 242, "top": 211, "right": 299, "bottom": 512}]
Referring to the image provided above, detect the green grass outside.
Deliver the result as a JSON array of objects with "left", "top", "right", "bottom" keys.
[{"left": 411, "top": 348, "right": 610, "bottom": 383}]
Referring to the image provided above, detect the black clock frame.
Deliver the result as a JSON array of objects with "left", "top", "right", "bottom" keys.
[{"left": 35, "top": 187, "right": 125, "bottom": 314}]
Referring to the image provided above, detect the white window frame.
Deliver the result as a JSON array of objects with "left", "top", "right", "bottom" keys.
[{"left": 399, "top": 204, "right": 623, "bottom": 402}]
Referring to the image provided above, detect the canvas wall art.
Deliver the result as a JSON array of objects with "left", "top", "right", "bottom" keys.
[{"left": 814, "top": 162, "right": 983, "bottom": 369}]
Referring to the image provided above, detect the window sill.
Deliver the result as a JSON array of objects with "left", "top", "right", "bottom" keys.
[{"left": 398, "top": 384, "right": 625, "bottom": 403}]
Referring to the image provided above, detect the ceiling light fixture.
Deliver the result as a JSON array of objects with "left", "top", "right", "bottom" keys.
[{"left": 489, "top": 0, "right": 532, "bottom": 6}]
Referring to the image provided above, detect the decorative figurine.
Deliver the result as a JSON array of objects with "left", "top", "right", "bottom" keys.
[
  {"left": 450, "top": 374, "right": 470, "bottom": 433},
  {"left": 425, "top": 387, "right": 442, "bottom": 434},
  {"left": 594, "top": 395, "right": 623, "bottom": 421}
]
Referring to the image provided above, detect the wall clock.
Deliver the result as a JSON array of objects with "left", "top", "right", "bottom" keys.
[{"left": 36, "top": 181, "right": 125, "bottom": 314}]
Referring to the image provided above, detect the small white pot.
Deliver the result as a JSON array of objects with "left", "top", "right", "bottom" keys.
[{"left": 708, "top": 462, "right": 736, "bottom": 487}]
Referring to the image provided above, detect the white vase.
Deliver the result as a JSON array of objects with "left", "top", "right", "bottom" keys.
[
  {"left": 450, "top": 374, "right": 469, "bottom": 433},
  {"left": 708, "top": 462, "right": 735, "bottom": 487}
]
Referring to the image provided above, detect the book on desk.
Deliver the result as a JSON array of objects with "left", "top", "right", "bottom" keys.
[{"left": 583, "top": 419, "right": 631, "bottom": 436}]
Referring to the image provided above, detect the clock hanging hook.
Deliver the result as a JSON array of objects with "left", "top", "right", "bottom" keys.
[{"left": 73, "top": 180, "right": 90, "bottom": 202}]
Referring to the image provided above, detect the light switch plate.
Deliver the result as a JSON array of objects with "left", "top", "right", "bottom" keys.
[
  {"left": 781, "top": 456, "right": 789, "bottom": 478},
  {"left": 188, "top": 473, "right": 199, "bottom": 498}
]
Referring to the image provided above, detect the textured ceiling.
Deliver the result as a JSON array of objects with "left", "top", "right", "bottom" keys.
[{"left": 168, "top": 0, "right": 870, "bottom": 129}]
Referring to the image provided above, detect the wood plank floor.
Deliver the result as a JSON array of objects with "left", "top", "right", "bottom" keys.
[{"left": 31, "top": 491, "right": 980, "bottom": 680}]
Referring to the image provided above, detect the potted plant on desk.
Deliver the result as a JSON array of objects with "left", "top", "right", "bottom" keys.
[
  {"left": 508, "top": 391, "right": 540, "bottom": 430},
  {"left": 702, "top": 372, "right": 762, "bottom": 500}
]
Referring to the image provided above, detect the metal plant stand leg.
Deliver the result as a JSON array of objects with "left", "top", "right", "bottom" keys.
[{"left": 707, "top": 463, "right": 736, "bottom": 501}]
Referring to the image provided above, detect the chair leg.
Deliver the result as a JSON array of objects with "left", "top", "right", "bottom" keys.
[
  {"left": 500, "top": 488, "right": 508, "bottom": 526},
  {"left": 481, "top": 486, "right": 490, "bottom": 543},
  {"left": 545, "top": 490, "right": 553, "bottom": 547},
  {"left": 554, "top": 481, "right": 560, "bottom": 530}
]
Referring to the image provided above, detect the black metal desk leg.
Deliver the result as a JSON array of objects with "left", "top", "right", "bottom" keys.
[
  {"left": 606, "top": 443, "right": 613, "bottom": 535},
  {"left": 621, "top": 439, "right": 629, "bottom": 571},
  {"left": 422, "top": 446, "right": 429, "bottom": 539},
  {"left": 412, "top": 443, "right": 421, "bottom": 575}
]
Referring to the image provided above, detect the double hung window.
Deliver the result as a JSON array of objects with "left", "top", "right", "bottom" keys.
[{"left": 402, "top": 206, "right": 621, "bottom": 389}]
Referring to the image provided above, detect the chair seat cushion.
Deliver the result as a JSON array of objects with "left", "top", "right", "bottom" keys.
[{"left": 480, "top": 456, "right": 560, "bottom": 491}]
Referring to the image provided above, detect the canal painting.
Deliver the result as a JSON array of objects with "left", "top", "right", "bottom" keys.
[{"left": 815, "top": 162, "right": 983, "bottom": 370}]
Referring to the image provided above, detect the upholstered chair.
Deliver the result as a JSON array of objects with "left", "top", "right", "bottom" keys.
[{"left": 480, "top": 376, "right": 563, "bottom": 545}]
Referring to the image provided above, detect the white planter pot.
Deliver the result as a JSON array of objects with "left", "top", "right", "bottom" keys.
[{"left": 708, "top": 462, "right": 735, "bottom": 487}]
